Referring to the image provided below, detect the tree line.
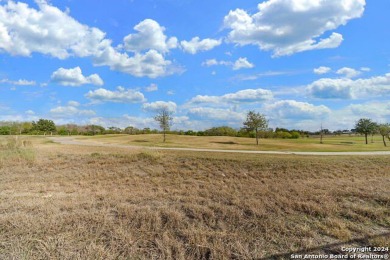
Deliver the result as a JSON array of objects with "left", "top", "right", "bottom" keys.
[
  {"left": 1, "top": 112, "right": 389, "bottom": 146},
  {"left": 0, "top": 119, "right": 306, "bottom": 138}
]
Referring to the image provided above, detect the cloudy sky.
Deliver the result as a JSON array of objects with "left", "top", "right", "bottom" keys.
[{"left": 1, "top": 0, "right": 389, "bottom": 131}]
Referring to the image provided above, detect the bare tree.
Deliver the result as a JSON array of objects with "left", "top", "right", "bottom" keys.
[{"left": 154, "top": 107, "right": 173, "bottom": 142}]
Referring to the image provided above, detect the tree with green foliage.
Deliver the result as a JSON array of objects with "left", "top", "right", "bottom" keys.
[
  {"left": 370, "top": 122, "right": 379, "bottom": 143},
  {"left": 85, "top": 125, "right": 105, "bottom": 135},
  {"left": 142, "top": 128, "right": 152, "bottom": 134},
  {"left": 0, "top": 121, "right": 20, "bottom": 135},
  {"left": 204, "top": 126, "right": 237, "bottom": 137},
  {"left": 20, "top": 122, "right": 33, "bottom": 134},
  {"left": 106, "top": 126, "right": 122, "bottom": 134},
  {"left": 124, "top": 126, "right": 140, "bottom": 135},
  {"left": 275, "top": 131, "right": 292, "bottom": 139},
  {"left": 154, "top": 107, "right": 173, "bottom": 142},
  {"left": 243, "top": 111, "right": 268, "bottom": 145},
  {"left": 355, "top": 118, "right": 377, "bottom": 144},
  {"left": 184, "top": 130, "right": 197, "bottom": 136},
  {"left": 0, "top": 125, "right": 11, "bottom": 135},
  {"left": 65, "top": 124, "right": 79, "bottom": 135},
  {"left": 32, "top": 119, "right": 56, "bottom": 135},
  {"left": 378, "top": 123, "right": 390, "bottom": 147},
  {"left": 56, "top": 126, "right": 69, "bottom": 136},
  {"left": 290, "top": 131, "right": 300, "bottom": 139}
]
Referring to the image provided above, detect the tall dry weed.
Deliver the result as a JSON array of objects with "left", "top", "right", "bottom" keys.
[{"left": 0, "top": 136, "right": 35, "bottom": 167}]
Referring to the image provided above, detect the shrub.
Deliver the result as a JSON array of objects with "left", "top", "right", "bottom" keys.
[
  {"left": 290, "top": 131, "right": 300, "bottom": 139},
  {"left": 276, "top": 131, "right": 292, "bottom": 139}
]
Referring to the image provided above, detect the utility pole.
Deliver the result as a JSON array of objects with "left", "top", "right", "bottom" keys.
[{"left": 320, "top": 123, "right": 323, "bottom": 144}]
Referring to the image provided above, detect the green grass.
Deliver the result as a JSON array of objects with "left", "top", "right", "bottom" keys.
[{"left": 70, "top": 134, "right": 390, "bottom": 152}]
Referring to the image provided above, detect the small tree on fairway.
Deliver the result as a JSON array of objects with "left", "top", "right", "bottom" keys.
[
  {"left": 154, "top": 107, "right": 173, "bottom": 142},
  {"left": 243, "top": 111, "right": 268, "bottom": 145},
  {"left": 378, "top": 124, "right": 390, "bottom": 147},
  {"left": 355, "top": 118, "right": 377, "bottom": 144}
]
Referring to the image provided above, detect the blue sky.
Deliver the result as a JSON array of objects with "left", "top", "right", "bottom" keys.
[{"left": 1, "top": 0, "right": 390, "bottom": 131}]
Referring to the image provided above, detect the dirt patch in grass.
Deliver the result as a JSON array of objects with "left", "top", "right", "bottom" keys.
[
  {"left": 211, "top": 141, "right": 239, "bottom": 145},
  {"left": 0, "top": 141, "right": 389, "bottom": 259},
  {"left": 133, "top": 139, "right": 150, "bottom": 143}
]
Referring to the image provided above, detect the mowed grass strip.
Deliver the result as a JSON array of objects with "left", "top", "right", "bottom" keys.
[{"left": 0, "top": 140, "right": 389, "bottom": 259}]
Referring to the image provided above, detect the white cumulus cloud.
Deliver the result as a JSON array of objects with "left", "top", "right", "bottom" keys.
[
  {"left": 314, "top": 66, "right": 331, "bottom": 75},
  {"left": 25, "top": 110, "right": 35, "bottom": 115},
  {"left": 223, "top": 0, "right": 365, "bottom": 56},
  {"left": 188, "top": 107, "right": 245, "bottom": 121},
  {"left": 265, "top": 100, "right": 331, "bottom": 120},
  {"left": 308, "top": 73, "right": 390, "bottom": 99},
  {"left": 233, "top": 57, "right": 255, "bottom": 70},
  {"left": 336, "top": 67, "right": 361, "bottom": 78},
  {"left": 202, "top": 57, "right": 254, "bottom": 70},
  {"left": 348, "top": 102, "right": 390, "bottom": 119},
  {"left": 0, "top": 1, "right": 180, "bottom": 78},
  {"left": 360, "top": 67, "right": 371, "bottom": 72},
  {"left": 93, "top": 48, "right": 181, "bottom": 78},
  {"left": 181, "top": 37, "right": 222, "bottom": 54},
  {"left": 145, "top": 83, "right": 158, "bottom": 92},
  {"left": 50, "top": 105, "right": 96, "bottom": 118},
  {"left": 51, "top": 67, "right": 103, "bottom": 86},
  {"left": 85, "top": 86, "right": 146, "bottom": 103},
  {"left": 142, "top": 101, "right": 177, "bottom": 113},
  {"left": 67, "top": 101, "right": 80, "bottom": 107},
  {"left": 189, "top": 88, "right": 273, "bottom": 105},
  {"left": 0, "top": 1, "right": 109, "bottom": 59},
  {"left": 123, "top": 19, "right": 178, "bottom": 53},
  {"left": 0, "top": 78, "right": 36, "bottom": 86},
  {"left": 202, "top": 59, "right": 219, "bottom": 67}
]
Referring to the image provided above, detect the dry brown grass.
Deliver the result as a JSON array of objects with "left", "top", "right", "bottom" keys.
[
  {"left": 0, "top": 138, "right": 389, "bottom": 259},
  {"left": 0, "top": 136, "right": 35, "bottom": 168},
  {"left": 74, "top": 134, "right": 390, "bottom": 152}
]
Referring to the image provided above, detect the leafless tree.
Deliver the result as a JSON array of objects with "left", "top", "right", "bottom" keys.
[{"left": 154, "top": 107, "right": 173, "bottom": 142}]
